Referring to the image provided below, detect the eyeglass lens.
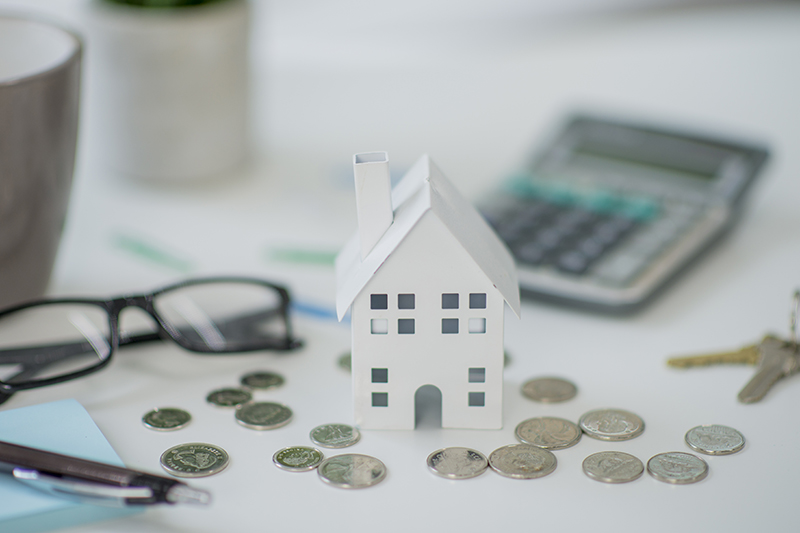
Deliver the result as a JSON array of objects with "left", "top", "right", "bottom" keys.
[
  {"left": 153, "top": 281, "right": 287, "bottom": 352},
  {"left": 0, "top": 304, "right": 112, "bottom": 385}
]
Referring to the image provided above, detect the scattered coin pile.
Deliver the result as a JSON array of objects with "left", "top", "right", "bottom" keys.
[
  {"left": 422, "top": 377, "right": 745, "bottom": 484},
  {"left": 144, "top": 370, "right": 295, "bottom": 478},
  {"left": 271, "top": 423, "right": 387, "bottom": 489},
  {"left": 145, "top": 370, "right": 745, "bottom": 487},
  {"left": 205, "top": 371, "right": 293, "bottom": 431}
]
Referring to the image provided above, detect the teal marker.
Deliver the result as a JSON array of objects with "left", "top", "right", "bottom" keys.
[{"left": 112, "top": 233, "right": 194, "bottom": 273}]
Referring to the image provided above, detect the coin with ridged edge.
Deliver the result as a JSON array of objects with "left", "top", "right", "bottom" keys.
[
  {"left": 317, "top": 454, "right": 386, "bottom": 489},
  {"left": 206, "top": 388, "right": 252, "bottom": 408},
  {"left": 515, "top": 417, "right": 582, "bottom": 450},
  {"left": 685, "top": 425, "right": 745, "bottom": 455},
  {"left": 240, "top": 371, "right": 285, "bottom": 391},
  {"left": 521, "top": 377, "right": 577, "bottom": 403},
  {"left": 647, "top": 452, "right": 708, "bottom": 484},
  {"left": 160, "top": 443, "right": 229, "bottom": 478},
  {"left": 273, "top": 446, "right": 324, "bottom": 472},
  {"left": 579, "top": 408, "right": 645, "bottom": 441},
  {"left": 489, "top": 444, "right": 557, "bottom": 479},
  {"left": 235, "top": 401, "right": 292, "bottom": 430},
  {"left": 582, "top": 451, "right": 644, "bottom": 483},
  {"left": 427, "top": 447, "right": 488, "bottom": 479},
  {"left": 142, "top": 407, "right": 191, "bottom": 431},
  {"left": 310, "top": 423, "right": 361, "bottom": 449}
]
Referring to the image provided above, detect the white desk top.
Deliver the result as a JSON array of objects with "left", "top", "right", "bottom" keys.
[{"left": 2, "top": 1, "right": 800, "bottom": 531}]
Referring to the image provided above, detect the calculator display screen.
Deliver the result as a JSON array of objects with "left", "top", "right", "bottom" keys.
[
  {"left": 561, "top": 133, "right": 729, "bottom": 184},
  {"left": 568, "top": 146, "right": 720, "bottom": 182}
]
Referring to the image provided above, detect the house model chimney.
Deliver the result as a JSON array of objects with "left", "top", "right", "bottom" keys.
[{"left": 353, "top": 152, "right": 393, "bottom": 260}]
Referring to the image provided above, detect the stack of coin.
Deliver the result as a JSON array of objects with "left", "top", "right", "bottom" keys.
[
  {"left": 318, "top": 454, "right": 387, "bottom": 489},
  {"left": 579, "top": 408, "right": 645, "bottom": 441},
  {"left": 685, "top": 424, "right": 745, "bottom": 455},
  {"left": 240, "top": 371, "right": 285, "bottom": 391},
  {"left": 273, "top": 446, "right": 324, "bottom": 472},
  {"left": 206, "top": 388, "right": 252, "bottom": 408},
  {"left": 142, "top": 407, "right": 191, "bottom": 431},
  {"left": 582, "top": 451, "right": 644, "bottom": 484},
  {"left": 310, "top": 423, "right": 361, "bottom": 448},
  {"left": 646, "top": 452, "right": 708, "bottom": 484},
  {"left": 235, "top": 402, "right": 293, "bottom": 430},
  {"left": 489, "top": 444, "right": 557, "bottom": 479},
  {"left": 160, "top": 443, "right": 230, "bottom": 478},
  {"left": 515, "top": 417, "right": 582, "bottom": 450},
  {"left": 521, "top": 377, "right": 577, "bottom": 403},
  {"left": 426, "top": 447, "right": 488, "bottom": 479}
]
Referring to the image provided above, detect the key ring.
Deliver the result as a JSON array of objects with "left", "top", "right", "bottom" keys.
[{"left": 791, "top": 289, "right": 799, "bottom": 349}]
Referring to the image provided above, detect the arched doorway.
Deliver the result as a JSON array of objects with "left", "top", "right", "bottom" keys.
[{"left": 415, "top": 385, "right": 442, "bottom": 429}]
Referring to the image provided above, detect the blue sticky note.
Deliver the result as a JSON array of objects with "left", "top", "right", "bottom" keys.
[{"left": 0, "top": 399, "right": 143, "bottom": 533}]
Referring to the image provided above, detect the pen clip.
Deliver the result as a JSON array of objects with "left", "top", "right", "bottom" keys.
[{"left": 13, "top": 468, "right": 154, "bottom": 507}]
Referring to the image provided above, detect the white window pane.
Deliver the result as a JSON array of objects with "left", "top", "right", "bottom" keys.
[
  {"left": 371, "top": 318, "right": 388, "bottom": 334},
  {"left": 468, "top": 318, "right": 486, "bottom": 334}
]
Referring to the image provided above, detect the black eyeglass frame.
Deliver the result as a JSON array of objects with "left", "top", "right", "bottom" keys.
[{"left": 0, "top": 276, "right": 302, "bottom": 395}]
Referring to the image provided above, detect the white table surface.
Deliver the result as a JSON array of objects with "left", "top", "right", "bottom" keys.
[{"left": 2, "top": 1, "right": 800, "bottom": 532}]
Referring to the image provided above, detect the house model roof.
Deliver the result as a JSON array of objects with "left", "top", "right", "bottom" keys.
[{"left": 335, "top": 154, "right": 521, "bottom": 321}]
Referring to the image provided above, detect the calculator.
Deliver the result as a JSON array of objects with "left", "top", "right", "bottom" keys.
[{"left": 480, "top": 115, "right": 769, "bottom": 312}]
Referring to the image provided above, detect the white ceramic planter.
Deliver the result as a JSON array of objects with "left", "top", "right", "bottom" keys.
[{"left": 88, "top": 0, "right": 249, "bottom": 181}]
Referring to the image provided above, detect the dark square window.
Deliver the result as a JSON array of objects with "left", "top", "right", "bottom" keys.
[
  {"left": 371, "top": 368, "right": 388, "bottom": 383},
  {"left": 468, "top": 392, "right": 485, "bottom": 407},
  {"left": 468, "top": 368, "right": 486, "bottom": 383},
  {"left": 469, "top": 293, "right": 487, "bottom": 309},
  {"left": 372, "top": 392, "right": 388, "bottom": 407},
  {"left": 398, "top": 318, "right": 415, "bottom": 334},
  {"left": 398, "top": 293, "right": 415, "bottom": 309},
  {"left": 442, "top": 318, "right": 459, "bottom": 334},
  {"left": 370, "top": 294, "right": 388, "bottom": 310},
  {"left": 442, "top": 293, "right": 459, "bottom": 309}
]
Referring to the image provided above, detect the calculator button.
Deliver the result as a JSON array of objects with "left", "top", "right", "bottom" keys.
[
  {"left": 535, "top": 228, "right": 567, "bottom": 249},
  {"left": 577, "top": 237, "right": 607, "bottom": 260},
  {"left": 556, "top": 251, "right": 590, "bottom": 275},
  {"left": 592, "top": 253, "right": 650, "bottom": 286},
  {"left": 514, "top": 242, "right": 548, "bottom": 265}
]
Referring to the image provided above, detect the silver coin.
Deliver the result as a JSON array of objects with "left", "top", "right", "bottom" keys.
[
  {"left": 647, "top": 452, "right": 708, "bottom": 484},
  {"left": 521, "top": 377, "right": 577, "bottom": 403},
  {"left": 579, "top": 408, "right": 645, "bottom": 441},
  {"left": 235, "top": 401, "right": 293, "bottom": 430},
  {"left": 273, "top": 446, "right": 324, "bottom": 472},
  {"left": 206, "top": 388, "right": 252, "bottom": 408},
  {"left": 142, "top": 407, "right": 191, "bottom": 431},
  {"left": 426, "top": 447, "right": 488, "bottom": 479},
  {"left": 310, "top": 423, "right": 361, "bottom": 449},
  {"left": 685, "top": 425, "right": 745, "bottom": 455},
  {"left": 488, "top": 444, "right": 557, "bottom": 479},
  {"left": 317, "top": 454, "right": 387, "bottom": 489},
  {"left": 240, "top": 371, "right": 285, "bottom": 391},
  {"left": 582, "top": 451, "right": 644, "bottom": 484},
  {"left": 160, "top": 443, "right": 229, "bottom": 478},
  {"left": 515, "top": 417, "right": 582, "bottom": 450}
]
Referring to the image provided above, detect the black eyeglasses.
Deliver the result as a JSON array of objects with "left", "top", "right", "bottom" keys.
[{"left": 0, "top": 276, "right": 302, "bottom": 404}]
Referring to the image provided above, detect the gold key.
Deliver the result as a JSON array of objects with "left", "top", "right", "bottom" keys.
[
  {"left": 666, "top": 337, "right": 772, "bottom": 368},
  {"left": 667, "top": 291, "right": 800, "bottom": 403}
]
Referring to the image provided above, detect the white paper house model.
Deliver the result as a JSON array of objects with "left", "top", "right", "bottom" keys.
[{"left": 336, "top": 152, "right": 520, "bottom": 430}]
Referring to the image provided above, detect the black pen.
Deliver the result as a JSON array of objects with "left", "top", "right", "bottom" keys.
[{"left": 0, "top": 440, "right": 211, "bottom": 506}]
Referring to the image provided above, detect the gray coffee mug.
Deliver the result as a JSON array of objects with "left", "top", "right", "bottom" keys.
[{"left": 0, "top": 16, "right": 82, "bottom": 309}]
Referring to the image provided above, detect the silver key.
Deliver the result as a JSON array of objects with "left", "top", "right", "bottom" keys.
[
  {"left": 668, "top": 290, "right": 800, "bottom": 404},
  {"left": 738, "top": 337, "right": 800, "bottom": 403}
]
